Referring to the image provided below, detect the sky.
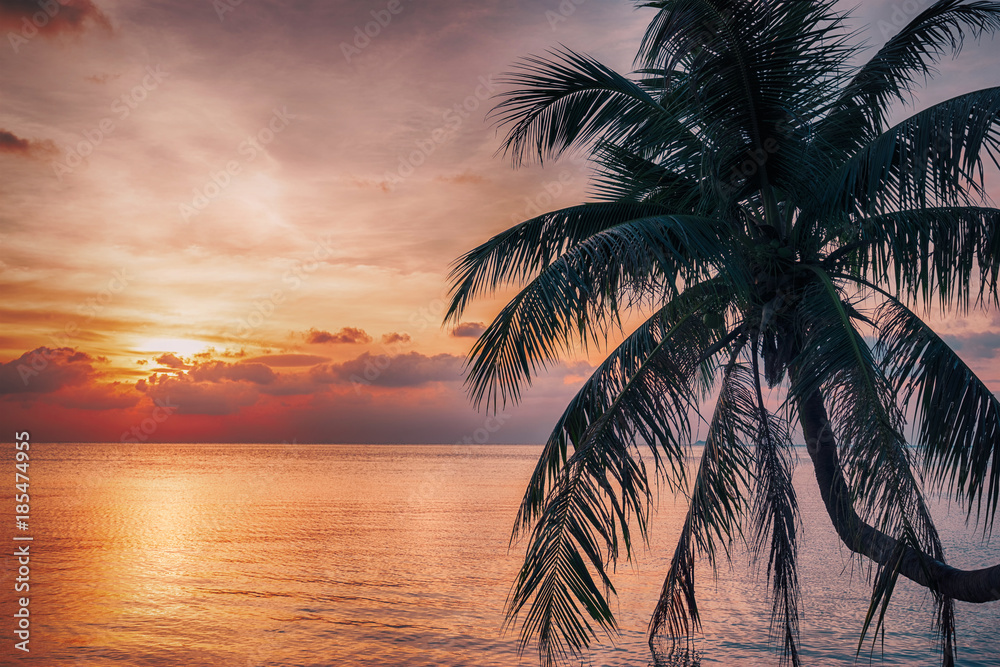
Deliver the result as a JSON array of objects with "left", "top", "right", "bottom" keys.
[{"left": 0, "top": 0, "right": 998, "bottom": 444}]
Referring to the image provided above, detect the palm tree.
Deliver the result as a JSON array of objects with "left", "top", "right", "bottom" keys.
[{"left": 446, "top": 1, "right": 1000, "bottom": 665}]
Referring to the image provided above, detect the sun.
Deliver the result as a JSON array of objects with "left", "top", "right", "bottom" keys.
[{"left": 137, "top": 337, "right": 212, "bottom": 358}]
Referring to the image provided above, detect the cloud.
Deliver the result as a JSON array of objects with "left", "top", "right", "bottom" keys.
[
  {"left": 0, "top": 130, "right": 29, "bottom": 154},
  {"left": 187, "top": 361, "right": 276, "bottom": 385},
  {"left": 0, "top": 345, "right": 595, "bottom": 443},
  {"left": 85, "top": 72, "right": 120, "bottom": 84},
  {"left": 435, "top": 170, "right": 487, "bottom": 185},
  {"left": 133, "top": 359, "right": 278, "bottom": 415},
  {"left": 244, "top": 354, "right": 328, "bottom": 367},
  {"left": 50, "top": 381, "right": 140, "bottom": 410},
  {"left": 0, "top": 0, "right": 112, "bottom": 38},
  {"left": 0, "top": 347, "right": 97, "bottom": 394},
  {"left": 0, "top": 129, "right": 55, "bottom": 158},
  {"left": 306, "top": 327, "right": 373, "bottom": 344},
  {"left": 141, "top": 375, "right": 260, "bottom": 415},
  {"left": 381, "top": 332, "right": 411, "bottom": 345},
  {"left": 311, "top": 351, "right": 465, "bottom": 387},
  {"left": 451, "top": 321, "right": 486, "bottom": 338},
  {"left": 941, "top": 331, "right": 1000, "bottom": 361},
  {"left": 350, "top": 175, "right": 391, "bottom": 193},
  {"left": 155, "top": 353, "right": 189, "bottom": 369}
]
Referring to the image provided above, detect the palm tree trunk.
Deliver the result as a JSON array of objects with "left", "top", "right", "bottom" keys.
[{"left": 798, "top": 390, "right": 1000, "bottom": 603}]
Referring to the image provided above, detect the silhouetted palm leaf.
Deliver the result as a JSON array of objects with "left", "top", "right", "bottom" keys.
[{"left": 450, "top": 2, "right": 1000, "bottom": 665}]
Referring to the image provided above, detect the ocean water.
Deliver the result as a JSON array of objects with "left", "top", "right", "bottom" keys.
[{"left": 1, "top": 443, "right": 998, "bottom": 666}]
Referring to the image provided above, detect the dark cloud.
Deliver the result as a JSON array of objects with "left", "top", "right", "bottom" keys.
[
  {"left": 0, "top": 347, "right": 97, "bottom": 394},
  {"left": 311, "top": 351, "right": 465, "bottom": 387},
  {"left": 451, "top": 321, "right": 486, "bottom": 338},
  {"left": 0, "top": 0, "right": 112, "bottom": 38},
  {"left": 306, "top": 327, "right": 373, "bottom": 344},
  {"left": 0, "top": 129, "right": 29, "bottom": 153},
  {"left": 244, "top": 354, "right": 328, "bottom": 367},
  {"left": 132, "top": 359, "right": 278, "bottom": 415},
  {"left": 0, "top": 129, "right": 55, "bottom": 158},
  {"left": 141, "top": 375, "right": 260, "bottom": 415},
  {"left": 941, "top": 331, "right": 1000, "bottom": 361}
]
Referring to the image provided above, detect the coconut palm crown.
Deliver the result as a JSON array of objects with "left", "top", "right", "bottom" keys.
[{"left": 446, "top": 1, "right": 1000, "bottom": 665}]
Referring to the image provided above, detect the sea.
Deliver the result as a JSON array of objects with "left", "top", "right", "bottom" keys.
[{"left": 1, "top": 443, "right": 998, "bottom": 666}]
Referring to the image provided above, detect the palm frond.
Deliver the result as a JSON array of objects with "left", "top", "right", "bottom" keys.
[
  {"left": 819, "top": 0, "right": 1000, "bottom": 154},
  {"left": 825, "top": 206, "right": 1000, "bottom": 310},
  {"left": 505, "top": 454, "right": 623, "bottom": 666},
  {"left": 507, "top": 285, "right": 745, "bottom": 664},
  {"left": 633, "top": 0, "right": 851, "bottom": 210},
  {"left": 588, "top": 140, "right": 706, "bottom": 212},
  {"left": 447, "top": 201, "right": 681, "bottom": 323},
  {"left": 790, "top": 268, "right": 955, "bottom": 664},
  {"left": 749, "top": 341, "right": 801, "bottom": 667},
  {"left": 460, "top": 213, "right": 734, "bottom": 410},
  {"left": 514, "top": 284, "right": 733, "bottom": 540},
  {"left": 875, "top": 296, "right": 1000, "bottom": 533},
  {"left": 649, "top": 351, "right": 756, "bottom": 647},
  {"left": 491, "top": 47, "right": 666, "bottom": 166},
  {"left": 818, "top": 88, "right": 1000, "bottom": 217}
]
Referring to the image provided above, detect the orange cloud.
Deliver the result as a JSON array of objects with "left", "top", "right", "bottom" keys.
[
  {"left": 306, "top": 327, "right": 373, "bottom": 344},
  {"left": 435, "top": 170, "right": 487, "bottom": 185},
  {"left": 84, "top": 72, "right": 120, "bottom": 84},
  {"left": 0, "top": 343, "right": 590, "bottom": 443},
  {"left": 244, "top": 354, "right": 328, "bottom": 367},
  {"left": 155, "top": 353, "right": 189, "bottom": 369},
  {"left": 451, "top": 321, "right": 486, "bottom": 338},
  {"left": 186, "top": 360, "right": 276, "bottom": 385},
  {"left": 381, "top": 332, "right": 411, "bottom": 345}
]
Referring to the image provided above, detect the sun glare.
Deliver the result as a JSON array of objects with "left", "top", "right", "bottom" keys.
[{"left": 137, "top": 337, "right": 211, "bottom": 358}]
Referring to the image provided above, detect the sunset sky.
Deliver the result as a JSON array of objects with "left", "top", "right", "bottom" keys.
[{"left": 1, "top": 0, "right": 999, "bottom": 444}]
